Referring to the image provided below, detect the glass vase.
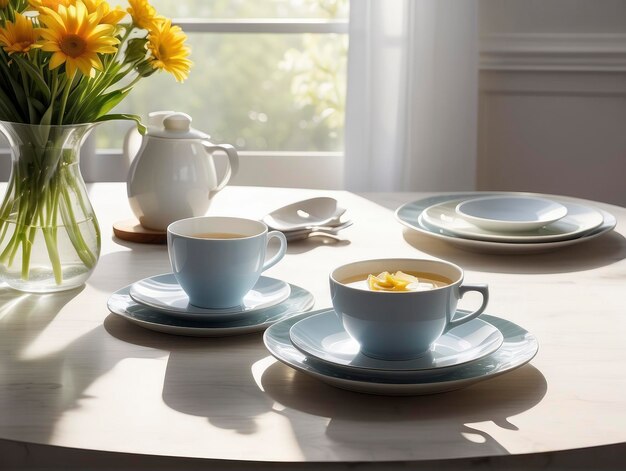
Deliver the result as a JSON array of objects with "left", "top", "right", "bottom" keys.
[{"left": 0, "top": 121, "right": 101, "bottom": 293}]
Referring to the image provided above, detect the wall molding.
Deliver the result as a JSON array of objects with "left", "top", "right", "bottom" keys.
[
  {"left": 479, "top": 70, "right": 626, "bottom": 96},
  {"left": 480, "top": 33, "right": 626, "bottom": 72}
]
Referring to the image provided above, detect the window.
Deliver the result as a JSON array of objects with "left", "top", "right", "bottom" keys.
[
  {"left": 1, "top": 1, "right": 349, "bottom": 187},
  {"left": 101, "top": 1, "right": 349, "bottom": 174}
]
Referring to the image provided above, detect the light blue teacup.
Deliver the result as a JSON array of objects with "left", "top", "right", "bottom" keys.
[
  {"left": 167, "top": 217, "right": 287, "bottom": 308},
  {"left": 330, "top": 258, "right": 489, "bottom": 360}
]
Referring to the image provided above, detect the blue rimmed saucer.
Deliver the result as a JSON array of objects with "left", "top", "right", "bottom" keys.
[
  {"left": 289, "top": 310, "right": 503, "bottom": 377},
  {"left": 130, "top": 273, "right": 291, "bottom": 321},
  {"left": 108, "top": 283, "right": 314, "bottom": 337},
  {"left": 264, "top": 309, "right": 538, "bottom": 395}
]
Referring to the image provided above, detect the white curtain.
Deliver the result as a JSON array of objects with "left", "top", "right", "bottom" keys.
[{"left": 344, "top": 0, "right": 479, "bottom": 192}]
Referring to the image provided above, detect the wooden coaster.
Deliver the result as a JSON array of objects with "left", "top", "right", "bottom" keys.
[{"left": 113, "top": 219, "right": 167, "bottom": 244}]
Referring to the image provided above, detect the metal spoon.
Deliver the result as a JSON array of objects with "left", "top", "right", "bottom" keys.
[{"left": 284, "top": 220, "right": 354, "bottom": 241}]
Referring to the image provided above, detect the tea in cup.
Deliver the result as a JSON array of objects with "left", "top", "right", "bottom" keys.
[
  {"left": 167, "top": 217, "right": 287, "bottom": 308},
  {"left": 330, "top": 258, "right": 489, "bottom": 360}
]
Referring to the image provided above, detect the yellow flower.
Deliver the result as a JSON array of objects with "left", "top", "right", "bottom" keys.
[
  {"left": 82, "top": 0, "right": 127, "bottom": 25},
  {"left": 127, "top": 0, "right": 163, "bottom": 31},
  {"left": 38, "top": 1, "right": 119, "bottom": 78},
  {"left": 29, "top": 0, "right": 72, "bottom": 11},
  {"left": 0, "top": 13, "right": 41, "bottom": 55},
  {"left": 147, "top": 19, "right": 191, "bottom": 82}
]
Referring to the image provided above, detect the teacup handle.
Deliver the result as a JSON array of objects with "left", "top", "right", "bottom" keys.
[
  {"left": 202, "top": 142, "right": 240, "bottom": 192},
  {"left": 262, "top": 231, "right": 288, "bottom": 271},
  {"left": 448, "top": 283, "right": 489, "bottom": 329}
]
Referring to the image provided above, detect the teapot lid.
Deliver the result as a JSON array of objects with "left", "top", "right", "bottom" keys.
[
  {"left": 147, "top": 110, "right": 175, "bottom": 128},
  {"left": 147, "top": 112, "right": 209, "bottom": 139}
]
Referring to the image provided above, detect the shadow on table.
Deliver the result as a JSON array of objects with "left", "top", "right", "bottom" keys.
[
  {"left": 1, "top": 294, "right": 244, "bottom": 457},
  {"left": 111, "top": 236, "right": 166, "bottom": 250},
  {"left": 402, "top": 228, "right": 626, "bottom": 274},
  {"left": 96, "top": 226, "right": 552, "bottom": 462},
  {"left": 105, "top": 311, "right": 548, "bottom": 461},
  {"left": 11, "top": 297, "right": 546, "bottom": 466},
  {"left": 259, "top": 361, "right": 547, "bottom": 461},
  {"left": 0, "top": 286, "right": 143, "bottom": 446},
  {"left": 104, "top": 314, "right": 275, "bottom": 435},
  {"left": 287, "top": 236, "right": 351, "bottom": 255},
  {"left": 87, "top": 249, "right": 170, "bottom": 294}
]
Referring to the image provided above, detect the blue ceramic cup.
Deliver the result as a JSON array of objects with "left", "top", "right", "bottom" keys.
[
  {"left": 330, "top": 258, "right": 489, "bottom": 360},
  {"left": 167, "top": 217, "right": 287, "bottom": 308}
]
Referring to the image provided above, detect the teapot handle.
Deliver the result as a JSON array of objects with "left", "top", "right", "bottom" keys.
[{"left": 201, "top": 142, "right": 239, "bottom": 192}]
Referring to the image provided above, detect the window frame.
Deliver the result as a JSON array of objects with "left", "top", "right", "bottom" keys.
[
  {"left": 96, "top": 17, "right": 349, "bottom": 184},
  {"left": 1, "top": 17, "right": 349, "bottom": 186},
  {"left": 174, "top": 18, "right": 349, "bottom": 34}
]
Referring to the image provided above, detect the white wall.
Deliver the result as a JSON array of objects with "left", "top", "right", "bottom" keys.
[
  {"left": 478, "top": 0, "right": 626, "bottom": 205},
  {"left": 480, "top": 0, "right": 626, "bottom": 34}
]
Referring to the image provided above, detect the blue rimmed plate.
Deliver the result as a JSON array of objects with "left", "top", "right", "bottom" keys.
[
  {"left": 264, "top": 309, "right": 538, "bottom": 395},
  {"left": 289, "top": 310, "right": 503, "bottom": 377},
  {"left": 396, "top": 192, "right": 615, "bottom": 254},
  {"left": 108, "top": 283, "right": 313, "bottom": 337},
  {"left": 423, "top": 198, "right": 601, "bottom": 243}
]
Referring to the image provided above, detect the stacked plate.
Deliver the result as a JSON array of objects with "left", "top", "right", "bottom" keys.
[
  {"left": 263, "top": 308, "right": 538, "bottom": 396},
  {"left": 107, "top": 274, "right": 314, "bottom": 336},
  {"left": 396, "top": 192, "right": 616, "bottom": 254}
]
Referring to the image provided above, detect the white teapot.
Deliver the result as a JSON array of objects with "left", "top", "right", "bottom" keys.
[{"left": 127, "top": 112, "right": 239, "bottom": 231}]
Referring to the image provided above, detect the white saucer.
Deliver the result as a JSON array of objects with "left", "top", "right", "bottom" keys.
[
  {"left": 423, "top": 199, "right": 602, "bottom": 243},
  {"left": 289, "top": 311, "right": 503, "bottom": 376},
  {"left": 129, "top": 274, "right": 291, "bottom": 321},
  {"left": 264, "top": 309, "right": 538, "bottom": 396},
  {"left": 395, "top": 192, "right": 616, "bottom": 255},
  {"left": 455, "top": 195, "right": 568, "bottom": 232},
  {"left": 108, "top": 284, "right": 314, "bottom": 337}
]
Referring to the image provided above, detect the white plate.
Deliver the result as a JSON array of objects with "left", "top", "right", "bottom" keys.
[
  {"left": 264, "top": 309, "right": 538, "bottom": 396},
  {"left": 108, "top": 284, "right": 314, "bottom": 337},
  {"left": 423, "top": 199, "right": 602, "bottom": 243},
  {"left": 395, "top": 192, "right": 616, "bottom": 255},
  {"left": 456, "top": 195, "right": 568, "bottom": 232},
  {"left": 289, "top": 311, "right": 503, "bottom": 377},
  {"left": 130, "top": 273, "right": 291, "bottom": 321}
]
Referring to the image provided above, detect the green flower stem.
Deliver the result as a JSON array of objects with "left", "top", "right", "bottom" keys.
[
  {"left": 71, "top": 65, "right": 129, "bottom": 122},
  {"left": 59, "top": 183, "right": 96, "bottom": 268},
  {"left": 0, "top": 154, "right": 35, "bottom": 264},
  {"left": 41, "top": 215, "right": 62, "bottom": 285},
  {"left": 0, "top": 124, "right": 99, "bottom": 286},
  {"left": 7, "top": 231, "right": 21, "bottom": 267},
  {"left": 0, "top": 176, "right": 16, "bottom": 244},
  {"left": 18, "top": 66, "right": 35, "bottom": 123},
  {"left": 21, "top": 225, "right": 36, "bottom": 280},
  {"left": 39, "top": 176, "right": 63, "bottom": 283},
  {"left": 121, "top": 74, "right": 143, "bottom": 93},
  {"left": 89, "top": 25, "right": 134, "bottom": 92},
  {"left": 41, "top": 70, "right": 59, "bottom": 126},
  {"left": 57, "top": 77, "right": 73, "bottom": 125},
  {"left": 0, "top": 164, "right": 96, "bottom": 281}
]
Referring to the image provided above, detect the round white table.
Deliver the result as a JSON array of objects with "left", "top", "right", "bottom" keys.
[{"left": 1, "top": 183, "right": 625, "bottom": 470}]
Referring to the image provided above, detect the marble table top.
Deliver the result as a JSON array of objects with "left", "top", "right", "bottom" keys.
[{"left": 1, "top": 183, "right": 625, "bottom": 469}]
